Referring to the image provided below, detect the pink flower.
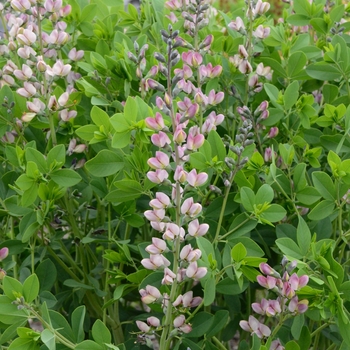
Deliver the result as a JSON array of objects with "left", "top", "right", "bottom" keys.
[
  {"left": 181, "top": 197, "right": 202, "bottom": 217},
  {"left": 136, "top": 321, "right": 150, "bottom": 333},
  {"left": 270, "top": 339, "right": 285, "bottom": 350},
  {"left": 288, "top": 296, "right": 309, "bottom": 314},
  {"left": 149, "top": 192, "right": 171, "bottom": 209},
  {"left": 163, "top": 223, "right": 185, "bottom": 241},
  {"left": 145, "top": 237, "right": 167, "bottom": 255},
  {"left": 228, "top": 17, "right": 245, "bottom": 31},
  {"left": 17, "top": 28, "right": 37, "bottom": 45},
  {"left": 257, "top": 275, "right": 277, "bottom": 289},
  {"left": 187, "top": 127, "right": 204, "bottom": 151},
  {"left": 147, "top": 169, "right": 169, "bottom": 184},
  {"left": 267, "top": 127, "right": 279, "bottom": 138},
  {"left": 17, "top": 82, "right": 36, "bottom": 98},
  {"left": 188, "top": 219, "right": 209, "bottom": 237},
  {"left": 144, "top": 209, "right": 165, "bottom": 222},
  {"left": 145, "top": 112, "right": 165, "bottom": 131},
  {"left": 13, "top": 64, "right": 33, "bottom": 80},
  {"left": 139, "top": 285, "right": 161, "bottom": 304},
  {"left": 187, "top": 169, "right": 208, "bottom": 187},
  {"left": 240, "top": 315, "right": 271, "bottom": 339},
  {"left": 162, "top": 267, "right": 176, "bottom": 285},
  {"left": 180, "top": 244, "right": 201, "bottom": 262},
  {"left": 289, "top": 273, "right": 309, "bottom": 290},
  {"left": 186, "top": 261, "right": 207, "bottom": 280},
  {"left": 151, "top": 131, "right": 171, "bottom": 147},
  {"left": 182, "top": 51, "right": 203, "bottom": 67},
  {"left": 47, "top": 61, "right": 71, "bottom": 77},
  {"left": 11, "top": 0, "right": 31, "bottom": 12},
  {"left": 68, "top": 48, "right": 84, "bottom": 61},
  {"left": 253, "top": 25, "right": 270, "bottom": 39},
  {"left": 141, "top": 254, "right": 170, "bottom": 270},
  {"left": 174, "top": 166, "right": 187, "bottom": 183},
  {"left": 148, "top": 151, "right": 170, "bottom": 169}
]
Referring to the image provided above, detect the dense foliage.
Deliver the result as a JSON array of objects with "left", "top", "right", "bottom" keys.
[{"left": 0, "top": 0, "right": 350, "bottom": 349}]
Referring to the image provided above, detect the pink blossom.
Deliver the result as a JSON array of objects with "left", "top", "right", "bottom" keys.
[
  {"left": 257, "top": 275, "right": 277, "bottom": 289},
  {"left": 173, "top": 126, "right": 187, "bottom": 144},
  {"left": 186, "top": 261, "right": 207, "bottom": 280},
  {"left": 181, "top": 197, "right": 202, "bottom": 217},
  {"left": 59, "top": 109, "right": 77, "bottom": 121},
  {"left": 139, "top": 285, "right": 161, "bottom": 304},
  {"left": 144, "top": 209, "right": 165, "bottom": 222},
  {"left": 253, "top": 0, "right": 270, "bottom": 16},
  {"left": 147, "top": 151, "right": 169, "bottom": 169},
  {"left": 17, "top": 28, "right": 37, "bottom": 45},
  {"left": 163, "top": 223, "right": 185, "bottom": 241},
  {"left": 240, "top": 315, "right": 271, "bottom": 339},
  {"left": 17, "top": 82, "right": 36, "bottom": 98},
  {"left": 149, "top": 192, "right": 171, "bottom": 209},
  {"left": 145, "top": 112, "right": 165, "bottom": 131},
  {"left": 147, "top": 316, "right": 160, "bottom": 328},
  {"left": 182, "top": 51, "right": 203, "bottom": 67},
  {"left": 289, "top": 273, "right": 309, "bottom": 290},
  {"left": 162, "top": 267, "right": 176, "bottom": 285},
  {"left": 288, "top": 296, "right": 308, "bottom": 314},
  {"left": 188, "top": 219, "right": 209, "bottom": 237},
  {"left": 253, "top": 25, "right": 270, "bottom": 39},
  {"left": 145, "top": 237, "right": 167, "bottom": 255},
  {"left": 11, "top": 0, "right": 31, "bottom": 12},
  {"left": 147, "top": 169, "right": 169, "bottom": 184},
  {"left": 187, "top": 169, "right": 208, "bottom": 187},
  {"left": 270, "top": 340, "right": 285, "bottom": 350},
  {"left": 141, "top": 254, "right": 170, "bottom": 270},
  {"left": 228, "top": 17, "right": 245, "bottom": 31},
  {"left": 180, "top": 244, "right": 201, "bottom": 262},
  {"left": 174, "top": 166, "right": 187, "bottom": 183},
  {"left": 151, "top": 131, "right": 171, "bottom": 147},
  {"left": 136, "top": 321, "right": 150, "bottom": 333},
  {"left": 267, "top": 127, "right": 279, "bottom": 138},
  {"left": 13, "top": 64, "right": 33, "bottom": 80}
]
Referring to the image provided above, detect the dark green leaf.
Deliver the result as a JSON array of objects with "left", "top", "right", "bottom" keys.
[{"left": 85, "top": 150, "right": 124, "bottom": 177}]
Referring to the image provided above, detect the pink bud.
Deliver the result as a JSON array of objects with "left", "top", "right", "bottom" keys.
[
  {"left": 58, "top": 92, "right": 69, "bottom": 107},
  {"left": 147, "top": 316, "right": 160, "bottom": 328},
  {"left": 162, "top": 267, "right": 176, "bottom": 285},
  {"left": 0, "top": 248, "right": 9, "bottom": 261},
  {"left": 151, "top": 130, "right": 171, "bottom": 148},
  {"left": 186, "top": 261, "right": 207, "bottom": 280},
  {"left": 267, "top": 127, "right": 279, "bottom": 138},
  {"left": 136, "top": 321, "right": 150, "bottom": 333}
]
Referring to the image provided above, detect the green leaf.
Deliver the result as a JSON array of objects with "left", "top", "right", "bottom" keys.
[
  {"left": 85, "top": 150, "right": 124, "bottom": 177},
  {"left": 63, "top": 279, "right": 94, "bottom": 290},
  {"left": 113, "top": 284, "right": 135, "bottom": 300},
  {"left": 207, "top": 130, "right": 226, "bottom": 162},
  {"left": 36, "top": 259, "right": 57, "bottom": 292},
  {"left": 50, "top": 169, "right": 82, "bottom": 187},
  {"left": 80, "top": 3, "right": 97, "bottom": 23},
  {"left": 276, "top": 237, "right": 303, "bottom": 259},
  {"left": 240, "top": 187, "right": 255, "bottom": 212},
  {"left": 255, "top": 184, "right": 274, "bottom": 205},
  {"left": 308, "top": 200, "right": 336, "bottom": 221},
  {"left": 260, "top": 204, "right": 286, "bottom": 223},
  {"left": 296, "top": 186, "right": 321, "bottom": 205},
  {"left": 297, "top": 216, "right": 311, "bottom": 255},
  {"left": 41, "top": 330, "right": 55, "bottom": 350},
  {"left": 75, "top": 340, "right": 104, "bottom": 350},
  {"left": 299, "top": 326, "right": 311, "bottom": 350},
  {"left": 111, "top": 131, "right": 132, "bottom": 149},
  {"left": 287, "top": 52, "right": 307, "bottom": 79},
  {"left": 92, "top": 319, "right": 112, "bottom": 346},
  {"left": 91, "top": 106, "right": 111, "bottom": 130},
  {"left": 293, "top": 163, "right": 307, "bottom": 192},
  {"left": 231, "top": 242, "right": 247, "bottom": 261},
  {"left": 204, "top": 275, "right": 216, "bottom": 306},
  {"left": 206, "top": 310, "right": 229, "bottom": 338},
  {"left": 26, "top": 148, "right": 48, "bottom": 174},
  {"left": 75, "top": 125, "right": 99, "bottom": 141},
  {"left": 105, "top": 190, "right": 141, "bottom": 203},
  {"left": 114, "top": 179, "right": 142, "bottom": 192},
  {"left": 47, "top": 145, "right": 66, "bottom": 169},
  {"left": 3, "top": 276, "right": 23, "bottom": 300},
  {"left": 229, "top": 237, "right": 265, "bottom": 257},
  {"left": 284, "top": 80, "right": 299, "bottom": 110},
  {"left": 285, "top": 341, "right": 300, "bottom": 350},
  {"left": 312, "top": 171, "right": 336, "bottom": 200},
  {"left": 23, "top": 274, "right": 39, "bottom": 303},
  {"left": 306, "top": 62, "right": 342, "bottom": 81},
  {"left": 49, "top": 310, "right": 75, "bottom": 342},
  {"left": 22, "top": 222, "right": 40, "bottom": 243},
  {"left": 8, "top": 337, "right": 40, "bottom": 350},
  {"left": 264, "top": 83, "right": 282, "bottom": 109},
  {"left": 72, "top": 306, "right": 86, "bottom": 343},
  {"left": 183, "top": 312, "right": 213, "bottom": 338}
]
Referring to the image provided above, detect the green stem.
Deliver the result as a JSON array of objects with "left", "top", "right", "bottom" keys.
[
  {"left": 212, "top": 336, "right": 227, "bottom": 350},
  {"left": 10, "top": 217, "right": 18, "bottom": 280}
]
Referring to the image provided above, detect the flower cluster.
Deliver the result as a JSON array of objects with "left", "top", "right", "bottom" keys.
[
  {"left": 130, "top": 0, "right": 226, "bottom": 346},
  {"left": 240, "top": 259, "right": 309, "bottom": 349},
  {"left": 0, "top": 0, "right": 85, "bottom": 151}
]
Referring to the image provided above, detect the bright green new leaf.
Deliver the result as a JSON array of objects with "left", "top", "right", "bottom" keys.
[
  {"left": 231, "top": 242, "right": 247, "bottom": 261},
  {"left": 92, "top": 319, "right": 112, "bottom": 345},
  {"left": 50, "top": 169, "right": 82, "bottom": 187}
]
